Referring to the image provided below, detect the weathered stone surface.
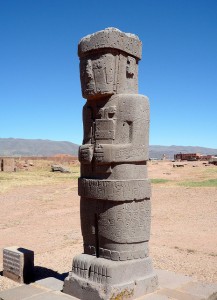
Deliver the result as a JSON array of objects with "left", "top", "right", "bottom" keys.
[
  {"left": 0, "top": 285, "right": 44, "bottom": 300},
  {"left": 158, "top": 288, "right": 202, "bottom": 300},
  {"left": 0, "top": 286, "right": 78, "bottom": 300},
  {"left": 63, "top": 28, "right": 157, "bottom": 299},
  {"left": 27, "top": 291, "right": 76, "bottom": 300},
  {"left": 1, "top": 269, "right": 217, "bottom": 300},
  {"left": 178, "top": 281, "right": 217, "bottom": 299},
  {"left": 156, "top": 269, "right": 192, "bottom": 289},
  {"left": 78, "top": 27, "right": 142, "bottom": 59},
  {"left": 51, "top": 165, "right": 70, "bottom": 173},
  {"left": 3, "top": 246, "right": 34, "bottom": 284},
  {"left": 140, "top": 293, "right": 176, "bottom": 300},
  {"left": 35, "top": 277, "right": 64, "bottom": 291},
  {"left": 78, "top": 179, "right": 151, "bottom": 200},
  {"left": 64, "top": 267, "right": 158, "bottom": 300}
]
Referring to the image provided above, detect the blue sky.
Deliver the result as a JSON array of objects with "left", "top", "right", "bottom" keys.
[{"left": 0, "top": 0, "right": 217, "bottom": 148}]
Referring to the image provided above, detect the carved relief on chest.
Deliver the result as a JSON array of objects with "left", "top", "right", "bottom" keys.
[{"left": 95, "top": 106, "right": 116, "bottom": 141}]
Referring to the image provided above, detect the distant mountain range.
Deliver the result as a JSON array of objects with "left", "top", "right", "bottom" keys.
[
  {"left": 0, "top": 138, "right": 217, "bottom": 159},
  {"left": 0, "top": 138, "right": 79, "bottom": 156}
]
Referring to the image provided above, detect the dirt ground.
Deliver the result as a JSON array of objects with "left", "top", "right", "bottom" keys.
[{"left": 0, "top": 161, "right": 217, "bottom": 291}]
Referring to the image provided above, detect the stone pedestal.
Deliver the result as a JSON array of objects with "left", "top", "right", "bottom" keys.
[
  {"left": 64, "top": 255, "right": 157, "bottom": 300},
  {"left": 63, "top": 28, "right": 158, "bottom": 300}
]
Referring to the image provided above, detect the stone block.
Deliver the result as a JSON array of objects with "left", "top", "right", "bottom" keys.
[
  {"left": 3, "top": 246, "right": 34, "bottom": 284},
  {"left": 178, "top": 281, "right": 217, "bottom": 299},
  {"left": 156, "top": 269, "right": 192, "bottom": 289},
  {"left": 0, "top": 285, "right": 44, "bottom": 300},
  {"left": 139, "top": 293, "right": 176, "bottom": 299},
  {"left": 0, "top": 286, "right": 79, "bottom": 300},
  {"left": 159, "top": 288, "right": 202, "bottom": 300},
  {"left": 28, "top": 291, "right": 78, "bottom": 300},
  {"left": 64, "top": 255, "right": 158, "bottom": 300},
  {"left": 64, "top": 272, "right": 158, "bottom": 300},
  {"left": 35, "top": 277, "right": 64, "bottom": 291}
]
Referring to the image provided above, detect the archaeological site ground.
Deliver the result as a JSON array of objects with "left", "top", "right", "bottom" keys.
[{"left": 0, "top": 159, "right": 217, "bottom": 298}]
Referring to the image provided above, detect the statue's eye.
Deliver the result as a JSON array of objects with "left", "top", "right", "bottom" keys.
[{"left": 108, "top": 112, "right": 115, "bottom": 119}]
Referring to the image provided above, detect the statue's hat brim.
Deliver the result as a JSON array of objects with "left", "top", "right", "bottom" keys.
[{"left": 78, "top": 27, "right": 142, "bottom": 60}]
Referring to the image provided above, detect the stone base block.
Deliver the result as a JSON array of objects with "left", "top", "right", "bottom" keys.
[
  {"left": 3, "top": 246, "right": 34, "bottom": 284},
  {"left": 63, "top": 254, "right": 158, "bottom": 300}
]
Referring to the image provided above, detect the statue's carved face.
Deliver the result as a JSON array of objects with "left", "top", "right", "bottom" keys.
[
  {"left": 80, "top": 53, "right": 117, "bottom": 99},
  {"left": 80, "top": 51, "right": 138, "bottom": 98}
]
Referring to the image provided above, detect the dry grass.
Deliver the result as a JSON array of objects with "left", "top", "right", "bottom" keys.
[
  {"left": 0, "top": 160, "right": 80, "bottom": 194},
  {"left": 149, "top": 160, "right": 217, "bottom": 187},
  {"left": 1, "top": 160, "right": 217, "bottom": 193}
]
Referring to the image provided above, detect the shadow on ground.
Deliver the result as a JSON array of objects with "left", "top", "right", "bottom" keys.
[{"left": 34, "top": 266, "right": 68, "bottom": 282}]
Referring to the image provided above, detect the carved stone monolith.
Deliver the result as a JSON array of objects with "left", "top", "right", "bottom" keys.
[{"left": 63, "top": 28, "right": 158, "bottom": 300}]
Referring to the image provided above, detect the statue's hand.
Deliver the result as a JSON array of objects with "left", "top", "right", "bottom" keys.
[
  {"left": 93, "top": 144, "right": 104, "bottom": 163},
  {"left": 94, "top": 144, "right": 112, "bottom": 164},
  {"left": 79, "top": 144, "right": 94, "bottom": 164}
]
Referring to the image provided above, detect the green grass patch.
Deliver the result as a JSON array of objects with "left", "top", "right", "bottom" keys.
[
  {"left": 179, "top": 179, "right": 217, "bottom": 187},
  {"left": 151, "top": 178, "right": 170, "bottom": 184},
  {"left": 204, "top": 167, "right": 217, "bottom": 174}
]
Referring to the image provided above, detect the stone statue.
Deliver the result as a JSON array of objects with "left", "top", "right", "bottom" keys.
[{"left": 63, "top": 27, "right": 158, "bottom": 300}]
